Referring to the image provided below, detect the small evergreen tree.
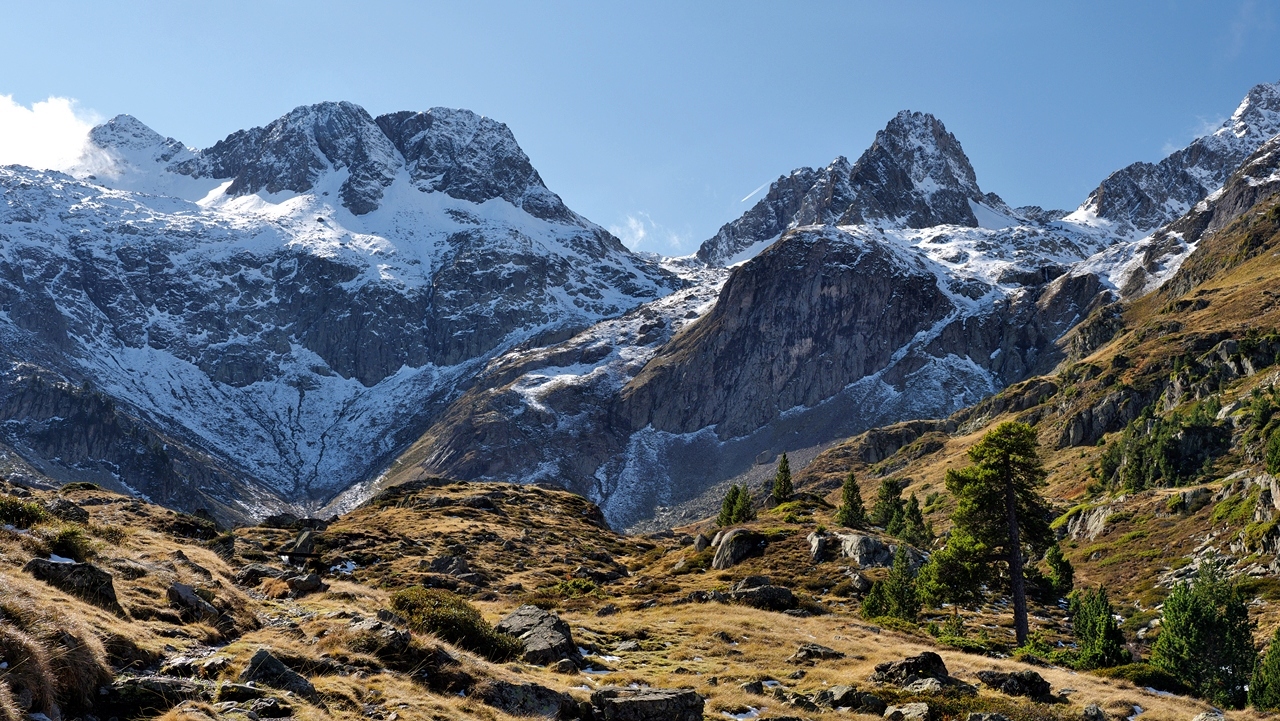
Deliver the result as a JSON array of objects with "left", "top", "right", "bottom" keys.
[
  {"left": 861, "top": 579, "right": 890, "bottom": 619},
  {"left": 731, "top": 484, "right": 756, "bottom": 523},
  {"left": 871, "top": 478, "right": 904, "bottom": 528},
  {"left": 772, "top": 453, "right": 793, "bottom": 504},
  {"left": 718, "top": 485, "right": 741, "bottom": 527},
  {"left": 1268, "top": 428, "right": 1280, "bottom": 476},
  {"left": 1151, "top": 563, "right": 1255, "bottom": 708},
  {"left": 1069, "top": 586, "right": 1129, "bottom": 670},
  {"left": 1250, "top": 626, "right": 1280, "bottom": 710},
  {"left": 834, "top": 471, "right": 867, "bottom": 528},
  {"left": 1045, "top": 543, "right": 1074, "bottom": 597},
  {"left": 881, "top": 544, "right": 920, "bottom": 622},
  {"left": 899, "top": 494, "right": 932, "bottom": 547},
  {"left": 917, "top": 526, "right": 987, "bottom": 612}
]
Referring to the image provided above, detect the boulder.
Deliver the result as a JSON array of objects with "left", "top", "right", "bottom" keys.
[
  {"left": 494, "top": 605, "right": 581, "bottom": 666},
  {"left": 976, "top": 670, "right": 1051, "bottom": 698},
  {"left": 285, "top": 573, "right": 327, "bottom": 595},
  {"left": 234, "top": 563, "right": 286, "bottom": 587},
  {"left": 885, "top": 702, "right": 932, "bottom": 721},
  {"left": 837, "top": 533, "right": 893, "bottom": 567},
  {"left": 429, "top": 555, "right": 471, "bottom": 576},
  {"left": 790, "top": 643, "right": 844, "bottom": 662},
  {"left": 167, "top": 583, "right": 219, "bottom": 622},
  {"left": 476, "top": 680, "right": 575, "bottom": 718},
  {"left": 807, "top": 531, "right": 829, "bottom": 562},
  {"left": 284, "top": 529, "right": 316, "bottom": 555},
  {"left": 693, "top": 533, "right": 711, "bottom": 553},
  {"left": 215, "top": 683, "right": 265, "bottom": 702},
  {"left": 1082, "top": 705, "right": 1107, "bottom": 721},
  {"left": 740, "top": 680, "right": 765, "bottom": 695},
  {"left": 847, "top": 570, "right": 873, "bottom": 593},
  {"left": 100, "top": 676, "right": 209, "bottom": 716},
  {"left": 728, "top": 576, "right": 795, "bottom": 611},
  {"left": 23, "top": 558, "right": 123, "bottom": 614},
  {"left": 870, "top": 652, "right": 949, "bottom": 685},
  {"left": 589, "top": 686, "right": 703, "bottom": 721},
  {"left": 45, "top": 497, "right": 89, "bottom": 523},
  {"left": 248, "top": 697, "right": 293, "bottom": 718},
  {"left": 237, "top": 649, "right": 322, "bottom": 704},
  {"left": 904, "top": 677, "right": 944, "bottom": 695},
  {"left": 829, "top": 685, "right": 860, "bottom": 707},
  {"left": 711, "top": 529, "right": 766, "bottom": 569}
]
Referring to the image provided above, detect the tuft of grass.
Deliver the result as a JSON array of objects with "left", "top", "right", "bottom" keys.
[
  {"left": 389, "top": 587, "right": 521, "bottom": 662},
  {"left": 87, "top": 523, "right": 129, "bottom": 545},
  {"left": 42, "top": 524, "right": 94, "bottom": 562}
]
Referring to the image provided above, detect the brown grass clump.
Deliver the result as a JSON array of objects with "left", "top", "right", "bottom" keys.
[
  {"left": 262, "top": 578, "right": 292, "bottom": 599},
  {"left": 0, "top": 622, "right": 55, "bottom": 718}
]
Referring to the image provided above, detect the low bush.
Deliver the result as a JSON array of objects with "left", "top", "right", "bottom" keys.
[
  {"left": 0, "top": 497, "right": 46, "bottom": 529},
  {"left": 1094, "top": 663, "right": 1187, "bottom": 694},
  {"left": 390, "top": 587, "right": 521, "bottom": 662},
  {"left": 43, "top": 525, "right": 93, "bottom": 562}
]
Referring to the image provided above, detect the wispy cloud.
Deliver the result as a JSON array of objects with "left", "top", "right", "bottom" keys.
[
  {"left": 0, "top": 94, "right": 101, "bottom": 171},
  {"left": 609, "top": 212, "right": 690, "bottom": 255}
]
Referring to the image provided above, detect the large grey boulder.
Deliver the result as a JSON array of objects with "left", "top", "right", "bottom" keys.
[
  {"left": 711, "top": 529, "right": 766, "bottom": 569},
  {"left": 238, "top": 648, "right": 322, "bottom": 704},
  {"left": 100, "top": 676, "right": 210, "bottom": 717},
  {"left": 494, "top": 605, "right": 581, "bottom": 666},
  {"left": 807, "top": 531, "right": 830, "bottom": 562},
  {"left": 23, "top": 558, "right": 123, "bottom": 614},
  {"left": 728, "top": 575, "right": 795, "bottom": 611},
  {"left": 885, "top": 702, "right": 932, "bottom": 721},
  {"left": 476, "top": 680, "right": 575, "bottom": 718},
  {"left": 589, "top": 686, "right": 703, "bottom": 721},
  {"left": 837, "top": 533, "right": 894, "bottom": 567},
  {"left": 870, "top": 652, "right": 949, "bottom": 685},
  {"left": 976, "top": 669, "right": 1051, "bottom": 699}
]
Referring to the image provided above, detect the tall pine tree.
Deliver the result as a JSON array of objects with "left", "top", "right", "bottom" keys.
[
  {"left": 945, "top": 421, "right": 1053, "bottom": 645},
  {"left": 834, "top": 471, "right": 867, "bottom": 528},
  {"left": 771, "top": 453, "right": 793, "bottom": 504}
]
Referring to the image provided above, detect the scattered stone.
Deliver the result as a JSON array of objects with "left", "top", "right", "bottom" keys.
[
  {"left": 1189, "top": 714, "right": 1224, "bottom": 721},
  {"left": 614, "top": 640, "right": 641, "bottom": 653},
  {"left": 589, "top": 686, "right": 704, "bottom": 721},
  {"left": 101, "top": 676, "right": 209, "bottom": 715},
  {"left": 787, "top": 669, "right": 807, "bottom": 680},
  {"left": 846, "top": 570, "right": 874, "bottom": 593},
  {"left": 1082, "top": 704, "right": 1107, "bottom": 721},
  {"left": 966, "top": 714, "right": 1011, "bottom": 721},
  {"left": 693, "top": 533, "right": 711, "bottom": 553},
  {"left": 249, "top": 697, "right": 293, "bottom": 718},
  {"left": 552, "top": 658, "right": 578, "bottom": 674},
  {"left": 790, "top": 642, "right": 844, "bottom": 662},
  {"left": 476, "top": 680, "right": 575, "bottom": 718},
  {"left": 167, "top": 583, "right": 220, "bottom": 623},
  {"left": 284, "top": 529, "right": 316, "bottom": 556},
  {"left": 428, "top": 555, "right": 470, "bottom": 576},
  {"left": 783, "top": 608, "right": 812, "bottom": 617},
  {"left": 237, "top": 648, "right": 322, "bottom": 704},
  {"left": 870, "top": 652, "right": 949, "bottom": 685},
  {"left": 976, "top": 669, "right": 1051, "bottom": 698},
  {"left": 711, "top": 529, "right": 766, "bottom": 569},
  {"left": 884, "top": 702, "right": 932, "bottom": 721},
  {"left": 23, "top": 558, "right": 124, "bottom": 614},
  {"left": 807, "top": 531, "right": 829, "bottom": 562},
  {"left": 215, "top": 684, "right": 266, "bottom": 703},
  {"left": 494, "top": 605, "right": 581, "bottom": 666},
  {"left": 45, "top": 497, "right": 89, "bottom": 523},
  {"left": 596, "top": 603, "right": 619, "bottom": 617},
  {"left": 740, "top": 680, "right": 765, "bottom": 695}
]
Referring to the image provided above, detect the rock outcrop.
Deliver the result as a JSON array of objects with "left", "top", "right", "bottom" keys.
[
  {"left": 494, "top": 605, "right": 581, "bottom": 667},
  {"left": 23, "top": 559, "right": 123, "bottom": 615},
  {"left": 588, "top": 686, "right": 704, "bottom": 721}
]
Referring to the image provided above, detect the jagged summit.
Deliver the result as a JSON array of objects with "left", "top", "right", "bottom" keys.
[
  {"left": 697, "top": 110, "right": 1005, "bottom": 266},
  {"left": 74, "top": 101, "right": 579, "bottom": 220},
  {"left": 1070, "top": 79, "right": 1280, "bottom": 237}
]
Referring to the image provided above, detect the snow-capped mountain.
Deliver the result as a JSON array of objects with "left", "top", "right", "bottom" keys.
[{"left": 0, "top": 102, "right": 678, "bottom": 519}]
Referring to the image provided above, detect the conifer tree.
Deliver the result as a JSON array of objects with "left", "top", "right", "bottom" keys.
[
  {"left": 718, "top": 485, "right": 741, "bottom": 527},
  {"left": 1069, "top": 586, "right": 1129, "bottom": 670},
  {"left": 834, "top": 471, "right": 867, "bottom": 528},
  {"left": 861, "top": 579, "right": 890, "bottom": 619},
  {"left": 731, "top": 484, "right": 756, "bottom": 523},
  {"left": 771, "top": 453, "right": 793, "bottom": 504},
  {"left": 899, "top": 494, "right": 932, "bottom": 547},
  {"left": 881, "top": 544, "right": 920, "bottom": 621},
  {"left": 1251, "top": 626, "right": 1280, "bottom": 710},
  {"left": 946, "top": 421, "right": 1053, "bottom": 645},
  {"left": 1152, "top": 563, "right": 1255, "bottom": 708},
  {"left": 870, "top": 478, "right": 904, "bottom": 528},
  {"left": 1045, "top": 543, "right": 1074, "bottom": 597},
  {"left": 917, "top": 526, "right": 987, "bottom": 612}
]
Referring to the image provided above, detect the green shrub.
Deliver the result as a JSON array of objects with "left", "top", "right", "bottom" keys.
[
  {"left": 552, "top": 578, "right": 600, "bottom": 598},
  {"left": 1094, "top": 663, "right": 1187, "bottom": 695},
  {"left": 0, "top": 497, "right": 47, "bottom": 529},
  {"left": 389, "top": 587, "right": 522, "bottom": 662},
  {"left": 60, "top": 482, "right": 101, "bottom": 492},
  {"left": 1097, "top": 403, "right": 1230, "bottom": 492},
  {"left": 44, "top": 525, "right": 93, "bottom": 562},
  {"left": 1069, "top": 586, "right": 1130, "bottom": 670}
]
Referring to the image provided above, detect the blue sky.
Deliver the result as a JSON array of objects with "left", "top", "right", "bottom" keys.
[{"left": 1, "top": 1, "right": 1278, "bottom": 254}]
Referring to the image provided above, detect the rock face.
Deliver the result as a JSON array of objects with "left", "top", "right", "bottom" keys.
[
  {"left": 711, "top": 529, "right": 767, "bottom": 569},
  {"left": 23, "top": 559, "right": 123, "bottom": 614},
  {"left": 494, "top": 605, "right": 581, "bottom": 666},
  {"left": 589, "top": 686, "right": 704, "bottom": 721}
]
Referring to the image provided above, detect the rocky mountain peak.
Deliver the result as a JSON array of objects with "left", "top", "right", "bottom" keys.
[
  {"left": 697, "top": 110, "right": 989, "bottom": 265},
  {"left": 1227, "top": 80, "right": 1280, "bottom": 140},
  {"left": 87, "top": 114, "right": 187, "bottom": 161}
]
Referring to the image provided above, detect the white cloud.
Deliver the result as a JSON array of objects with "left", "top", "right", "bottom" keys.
[
  {"left": 609, "top": 212, "right": 690, "bottom": 255},
  {"left": 0, "top": 95, "right": 101, "bottom": 171}
]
